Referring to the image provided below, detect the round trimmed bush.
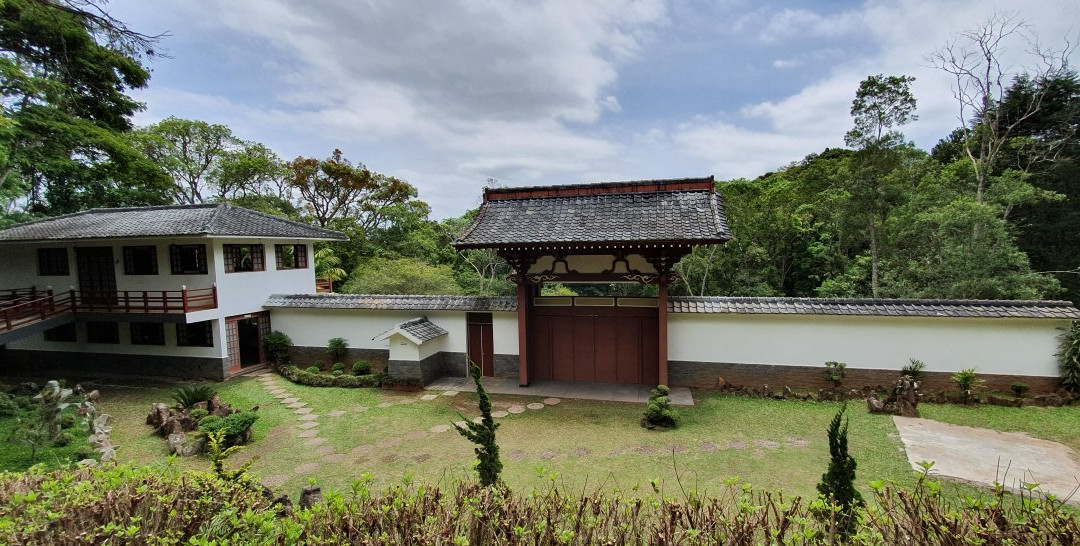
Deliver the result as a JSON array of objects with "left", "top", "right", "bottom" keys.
[{"left": 351, "top": 361, "right": 372, "bottom": 375}]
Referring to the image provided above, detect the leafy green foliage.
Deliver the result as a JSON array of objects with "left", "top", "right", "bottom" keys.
[
  {"left": 205, "top": 429, "right": 257, "bottom": 484},
  {"left": 327, "top": 337, "right": 348, "bottom": 362},
  {"left": 263, "top": 330, "right": 294, "bottom": 366},
  {"left": 1010, "top": 383, "right": 1030, "bottom": 398},
  {"left": 197, "top": 412, "right": 258, "bottom": 447},
  {"left": 901, "top": 359, "right": 926, "bottom": 381},
  {"left": 171, "top": 385, "right": 217, "bottom": 410},
  {"left": 453, "top": 363, "right": 502, "bottom": 487},
  {"left": 1057, "top": 321, "right": 1080, "bottom": 394},
  {"left": 641, "top": 385, "right": 679, "bottom": 429},
  {"left": 816, "top": 404, "right": 864, "bottom": 537},
  {"left": 0, "top": 394, "right": 20, "bottom": 418},
  {"left": 7, "top": 381, "right": 90, "bottom": 462},
  {"left": 952, "top": 368, "right": 984, "bottom": 403},
  {"left": 342, "top": 257, "right": 462, "bottom": 295},
  {"left": 823, "top": 361, "right": 847, "bottom": 388},
  {"left": 280, "top": 365, "right": 382, "bottom": 388},
  {"left": 351, "top": 361, "right": 372, "bottom": 375},
  {"left": 305, "top": 365, "right": 321, "bottom": 374}
]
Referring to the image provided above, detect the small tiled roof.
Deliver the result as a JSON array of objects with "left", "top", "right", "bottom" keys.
[
  {"left": 264, "top": 293, "right": 517, "bottom": 312},
  {"left": 0, "top": 204, "right": 347, "bottom": 242},
  {"left": 373, "top": 317, "right": 448, "bottom": 344},
  {"left": 453, "top": 177, "right": 732, "bottom": 249},
  {"left": 668, "top": 296, "right": 1080, "bottom": 319}
]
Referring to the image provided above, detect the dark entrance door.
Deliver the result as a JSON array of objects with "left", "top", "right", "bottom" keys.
[
  {"left": 530, "top": 299, "right": 658, "bottom": 385},
  {"left": 467, "top": 312, "right": 494, "bottom": 376},
  {"left": 237, "top": 318, "right": 262, "bottom": 367},
  {"left": 76, "top": 247, "right": 117, "bottom": 305}
]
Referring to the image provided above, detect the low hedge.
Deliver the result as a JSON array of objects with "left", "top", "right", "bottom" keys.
[{"left": 280, "top": 365, "right": 383, "bottom": 388}]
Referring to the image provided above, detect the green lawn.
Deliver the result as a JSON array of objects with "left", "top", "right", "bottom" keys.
[{"left": 12, "top": 375, "right": 1072, "bottom": 504}]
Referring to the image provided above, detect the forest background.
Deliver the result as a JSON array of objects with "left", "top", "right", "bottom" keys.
[{"left": 1, "top": 2, "right": 1077, "bottom": 304}]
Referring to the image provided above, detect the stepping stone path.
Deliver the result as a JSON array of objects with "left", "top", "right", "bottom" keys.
[
  {"left": 377, "top": 402, "right": 394, "bottom": 408},
  {"left": 507, "top": 405, "right": 525, "bottom": 414},
  {"left": 298, "top": 421, "right": 319, "bottom": 430},
  {"left": 420, "top": 394, "right": 438, "bottom": 401},
  {"left": 351, "top": 406, "right": 369, "bottom": 413},
  {"left": 430, "top": 424, "right": 451, "bottom": 433},
  {"left": 287, "top": 402, "right": 307, "bottom": 409},
  {"left": 543, "top": 398, "right": 561, "bottom": 405},
  {"left": 294, "top": 462, "right": 319, "bottom": 475},
  {"left": 298, "top": 414, "right": 319, "bottom": 421},
  {"left": 526, "top": 403, "right": 544, "bottom": 410},
  {"left": 314, "top": 445, "right": 335, "bottom": 456},
  {"left": 442, "top": 391, "right": 459, "bottom": 396},
  {"left": 325, "top": 410, "right": 345, "bottom": 417},
  {"left": 304, "top": 437, "right": 328, "bottom": 447},
  {"left": 471, "top": 416, "right": 484, "bottom": 424},
  {"left": 294, "top": 407, "right": 313, "bottom": 415},
  {"left": 299, "top": 429, "right": 320, "bottom": 438},
  {"left": 491, "top": 410, "right": 509, "bottom": 418},
  {"left": 282, "top": 398, "right": 301, "bottom": 404}
]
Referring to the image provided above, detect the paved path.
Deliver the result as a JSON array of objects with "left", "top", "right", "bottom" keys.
[
  {"left": 894, "top": 416, "right": 1080, "bottom": 504},
  {"left": 426, "top": 376, "right": 695, "bottom": 406}
]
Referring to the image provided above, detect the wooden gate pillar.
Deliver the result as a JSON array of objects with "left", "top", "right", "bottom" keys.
[
  {"left": 658, "top": 270, "right": 669, "bottom": 387},
  {"left": 516, "top": 280, "right": 530, "bottom": 386}
]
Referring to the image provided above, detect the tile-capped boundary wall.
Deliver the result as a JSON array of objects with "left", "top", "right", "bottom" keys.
[{"left": 0, "top": 349, "right": 230, "bottom": 380}]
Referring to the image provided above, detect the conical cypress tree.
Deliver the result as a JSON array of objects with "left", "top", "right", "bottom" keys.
[
  {"left": 453, "top": 362, "right": 502, "bottom": 487},
  {"left": 817, "top": 403, "right": 864, "bottom": 536}
]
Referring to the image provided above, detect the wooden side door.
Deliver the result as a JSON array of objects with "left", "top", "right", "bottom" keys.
[
  {"left": 76, "top": 247, "right": 117, "bottom": 305},
  {"left": 466, "top": 313, "right": 494, "bottom": 376}
]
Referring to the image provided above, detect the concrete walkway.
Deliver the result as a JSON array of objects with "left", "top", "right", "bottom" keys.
[
  {"left": 425, "top": 376, "right": 695, "bottom": 406},
  {"left": 894, "top": 416, "right": 1080, "bottom": 504}
]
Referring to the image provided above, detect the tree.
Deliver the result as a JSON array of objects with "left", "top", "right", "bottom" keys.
[
  {"left": 816, "top": 404, "right": 863, "bottom": 538},
  {"left": 285, "top": 150, "right": 370, "bottom": 228},
  {"left": 929, "top": 12, "right": 1076, "bottom": 201},
  {"left": 453, "top": 363, "right": 502, "bottom": 488},
  {"left": 341, "top": 257, "right": 462, "bottom": 295},
  {"left": 132, "top": 117, "right": 283, "bottom": 204},
  {"left": 0, "top": 0, "right": 171, "bottom": 215},
  {"left": 843, "top": 75, "right": 918, "bottom": 297}
]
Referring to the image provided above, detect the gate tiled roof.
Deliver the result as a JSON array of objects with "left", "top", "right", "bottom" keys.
[{"left": 453, "top": 177, "right": 732, "bottom": 249}]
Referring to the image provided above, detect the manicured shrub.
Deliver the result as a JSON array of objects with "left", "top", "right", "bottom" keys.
[
  {"left": 1010, "top": 382, "right": 1030, "bottom": 398},
  {"left": 952, "top": 368, "right": 983, "bottom": 403},
  {"left": 280, "top": 365, "right": 383, "bottom": 388},
  {"left": 198, "top": 411, "right": 258, "bottom": 446},
  {"left": 189, "top": 408, "right": 209, "bottom": 422},
  {"left": 0, "top": 394, "right": 20, "bottom": 417},
  {"left": 816, "top": 403, "right": 863, "bottom": 537},
  {"left": 171, "top": 385, "right": 216, "bottom": 410},
  {"left": 641, "top": 385, "right": 678, "bottom": 429},
  {"left": 1058, "top": 321, "right": 1080, "bottom": 394},
  {"left": 327, "top": 337, "right": 348, "bottom": 362},
  {"left": 305, "top": 365, "right": 321, "bottom": 374},
  {"left": 453, "top": 363, "right": 502, "bottom": 487},
  {"left": 824, "top": 361, "right": 847, "bottom": 387},
  {"left": 351, "top": 360, "right": 372, "bottom": 375},
  {"left": 13, "top": 396, "right": 32, "bottom": 410},
  {"left": 331, "top": 362, "right": 346, "bottom": 374},
  {"left": 51, "top": 431, "right": 74, "bottom": 448},
  {"left": 901, "top": 358, "right": 926, "bottom": 381},
  {"left": 263, "top": 330, "right": 294, "bottom": 366}
]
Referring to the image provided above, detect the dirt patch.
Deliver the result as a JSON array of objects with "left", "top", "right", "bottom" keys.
[
  {"left": 699, "top": 441, "right": 718, "bottom": 453},
  {"left": 537, "top": 449, "right": 558, "bottom": 460},
  {"left": 405, "top": 430, "right": 427, "bottom": 441},
  {"left": 314, "top": 445, "right": 334, "bottom": 456},
  {"left": 379, "top": 454, "right": 399, "bottom": 463},
  {"left": 376, "top": 436, "right": 402, "bottom": 448},
  {"left": 350, "top": 445, "right": 372, "bottom": 457},
  {"left": 262, "top": 474, "right": 289, "bottom": 487},
  {"left": 634, "top": 445, "right": 658, "bottom": 456},
  {"left": 786, "top": 437, "right": 809, "bottom": 448},
  {"left": 755, "top": 440, "right": 780, "bottom": 449},
  {"left": 506, "top": 449, "right": 527, "bottom": 461},
  {"left": 570, "top": 447, "right": 590, "bottom": 457},
  {"left": 412, "top": 453, "right": 431, "bottom": 463},
  {"left": 294, "top": 462, "right": 319, "bottom": 474},
  {"left": 727, "top": 440, "right": 747, "bottom": 451},
  {"left": 666, "top": 444, "right": 688, "bottom": 454}
]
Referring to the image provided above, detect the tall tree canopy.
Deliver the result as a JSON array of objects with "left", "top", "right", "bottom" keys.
[{"left": 0, "top": 0, "right": 171, "bottom": 216}]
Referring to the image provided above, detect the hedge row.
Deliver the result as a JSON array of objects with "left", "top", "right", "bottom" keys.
[
  {"left": 278, "top": 365, "right": 383, "bottom": 388},
  {"left": 1, "top": 462, "right": 1076, "bottom": 544}
]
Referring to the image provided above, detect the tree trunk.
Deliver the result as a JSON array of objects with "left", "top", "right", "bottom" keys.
[{"left": 869, "top": 211, "right": 880, "bottom": 298}]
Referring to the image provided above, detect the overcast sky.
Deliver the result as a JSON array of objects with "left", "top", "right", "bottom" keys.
[{"left": 109, "top": 0, "right": 1076, "bottom": 218}]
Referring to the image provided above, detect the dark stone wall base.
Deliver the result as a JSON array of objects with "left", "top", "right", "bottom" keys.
[
  {"left": 388, "top": 353, "right": 443, "bottom": 385},
  {"left": 669, "top": 360, "right": 1061, "bottom": 394},
  {"left": 437, "top": 352, "right": 518, "bottom": 380},
  {"left": 0, "top": 349, "right": 229, "bottom": 381},
  {"left": 290, "top": 346, "right": 388, "bottom": 373}
]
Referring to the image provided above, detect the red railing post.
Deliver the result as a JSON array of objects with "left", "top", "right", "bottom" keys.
[
  {"left": 212, "top": 284, "right": 218, "bottom": 309},
  {"left": 182, "top": 286, "right": 189, "bottom": 313},
  {"left": 69, "top": 288, "right": 77, "bottom": 313}
]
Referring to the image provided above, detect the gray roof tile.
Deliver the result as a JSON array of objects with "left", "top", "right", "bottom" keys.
[
  {"left": 667, "top": 296, "right": 1080, "bottom": 319},
  {"left": 453, "top": 178, "right": 732, "bottom": 248},
  {"left": 264, "top": 293, "right": 517, "bottom": 312},
  {"left": 0, "top": 204, "right": 347, "bottom": 242},
  {"left": 373, "top": 317, "right": 448, "bottom": 344}
]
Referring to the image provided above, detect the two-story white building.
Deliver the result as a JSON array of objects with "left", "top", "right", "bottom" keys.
[{"left": 0, "top": 204, "right": 345, "bottom": 380}]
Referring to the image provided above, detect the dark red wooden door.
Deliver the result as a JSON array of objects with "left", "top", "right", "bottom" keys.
[
  {"left": 530, "top": 301, "right": 658, "bottom": 385},
  {"left": 467, "top": 313, "right": 494, "bottom": 376},
  {"left": 76, "top": 247, "right": 117, "bottom": 305}
]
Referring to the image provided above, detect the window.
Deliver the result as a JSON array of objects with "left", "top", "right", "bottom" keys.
[
  {"left": 223, "top": 244, "right": 264, "bottom": 273},
  {"left": 177, "top": 320, "right": 214, "bottom": 347},
  {"left": 85, "top": 321, "right": 119, "bottom": 344},
  {"left": 130, "top": 322, "right": 165, "bottom": 345},
  {"left": 37, "top": 248, "right": 69, "bottom": 276},
  {"left": 43, "top": 322, "right": 76, "bottom": 342},
  {"left": 123, "top": 245, "right": 158, "bottom": 275},
  {"left": 275, "top": 244, "right": 308, "bottom": 270},
  {"left": 170, "top": 244, "right": 207, "bottom": 274}
]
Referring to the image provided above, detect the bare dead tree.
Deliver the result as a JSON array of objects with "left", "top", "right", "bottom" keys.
[{"left": 928, "top": 12, "right": 1075, "bottom": 202}]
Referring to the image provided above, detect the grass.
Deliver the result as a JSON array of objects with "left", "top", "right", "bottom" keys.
[
  {"left": 0, "top": 407, "right": 94, "bottom": 472},
  {"left": 7, "top": 374, "right": 1073, "bottom": 506}
]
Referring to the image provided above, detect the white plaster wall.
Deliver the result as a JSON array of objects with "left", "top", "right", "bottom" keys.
[
  {"left": 491, "top": 312, "right": 519, "bottom": 354},
  {"left": 387, "top": 333, "right": 420, "bottom": 361},
  {"left": 419, "top": 335, "right": 448, "bottom": 360},
  {"left": 668, "top": 314, "right": 1066, "bottom": 377},
  {"left": 212, "top": 240, "right": 315, "bottom": 317},
  {"left": 6, "top": 319, "right": 226, "bottom": 358},
  {"left": 270, "top": 309, "right": 468, "bottom": 351}
]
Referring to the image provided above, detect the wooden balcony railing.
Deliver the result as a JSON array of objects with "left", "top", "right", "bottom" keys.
[
  {"left": 0, "top": 286, "right": 218, "bottom": 333},
  {"left": 315, "top": 278, "right": 334, "bottom": 293},
  {"left": 0, "top": 287, "right": 47, "bottom": 309}
]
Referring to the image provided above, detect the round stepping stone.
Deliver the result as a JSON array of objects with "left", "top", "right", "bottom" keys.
[
  {"left": 282, "top": 397, "right": 301, "bottom": 404},
  {"left": 543, "top": 398, "right": 561, "bottom": 405},
  {"left": 299, "top": 429, "right": 320, "bottom": 438},
  {"left": 454, "top": 420, "right": 467, "bottom": 428},
  {"left": 350, "top": 445, "right": 372, "bottom": 457},
  {"left": 263, "top": 474, "right": 289, "bottom": 487},
  {"left": 314, "top": 445, "right": 335, "bottom": 456},
  {"left": 376, "top": 436, "right": 402, "bottom": 448},
  {"left": 325, "top": 410, "right": 345, "bottom": 417},
  {"left": 491, "top": 410, "right": 509, "bottom": 418},
  {"left": 298, "top": 414, "right": 319, "bottom": 421},
  {"left": 442, "top": 391, "right": 459, "bottom": 396},
  {"left": 304, "top": 437, "right": 328, "bottom": 446},
  {"left": 323, "top": 453, "right": 347, "bottom": 463},
  {"left": 405, "top": 430, "right": 427, "bottom": 441},
  {"left": 294, "top": 407, "right": 314, "bottom": 415},
  {"left": 429, "top": 424, "right": 451, "bottom": 433},
  {"left": 526, "top": 403, "right": 544, "bottom": 410},
  {"left": 377, "top": 402, "right": 394, "bottom": 408},
  {"left": 420, "top": 394, "right": 438, "bottom": 401},
  {"left": 351, "top": 406, "right": 369, "bottom": 413},
  {"left": 298, "top": 421, "right": 319, "bottom": 430},
  {"left": 471, "top": 416, "right": 483, "bottom": 424},
  {"left": 507, "top": 405, "right": 525, "bottom": 414},
  {"left": 286, "top": 402, "right": 307, "bottom": 409},
  {"left": 294, "top": 462, "right": 319, "bottom": 475}
]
